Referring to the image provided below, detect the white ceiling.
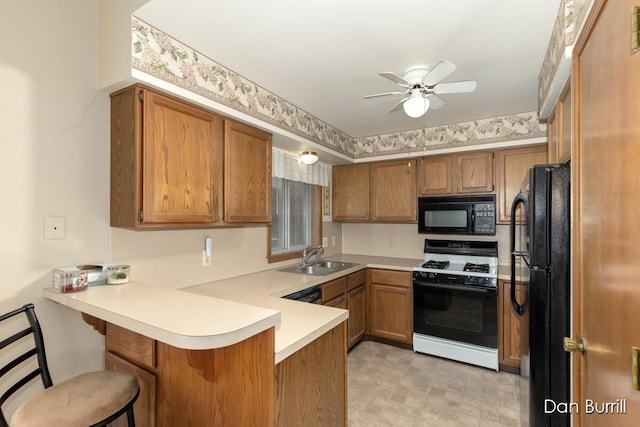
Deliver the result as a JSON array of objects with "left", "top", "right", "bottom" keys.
[{"left": 136, "top": 0, "right": 560, "bottom": 141}]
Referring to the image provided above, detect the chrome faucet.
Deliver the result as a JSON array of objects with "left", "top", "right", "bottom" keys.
[{"left": 301, "top": 245, "right": 324, "bottom": 266}]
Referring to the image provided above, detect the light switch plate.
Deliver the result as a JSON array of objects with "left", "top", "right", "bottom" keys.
[{"left": 44, "top": 216, "right": 65, "bottom": 240}]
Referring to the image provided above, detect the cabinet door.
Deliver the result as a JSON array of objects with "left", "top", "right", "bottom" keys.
[
  {"left": 370, "top": 159, "right": 416, "bottom": 222},
  {"left": 547, "top": 109, "right": 559, "bottom": 163},
  {"left": 416, "top": 155, "right": 454, "bottom": 195},
  {"left": 495, "top": 145, "right": 548, "bottom": 224},
  {"left": 347, "top": 285, "right": 366, "bottom": 349},
  {"left": 224, "top": 120, "right": 272, "bottom": 223},
  {"left": 332, "top": 164, "right": 370, "bottom": 221},
  {"left": 142, "top": 88, "right": 223, "bottom": 224},
  {"left": 370, "top": 283, "right": 412, "bottom": 344},
  {"left": 456, "top": 152, "right": 494, "bottom": 193},
  {"left": 558, "top": 88, "right": 571, "bottom": 163},
  {"left": 499, "top": 281, "right": 528, "bottom": 368},
  {"left": 106, "top": 351, "right": 156, "bottom": 427}
]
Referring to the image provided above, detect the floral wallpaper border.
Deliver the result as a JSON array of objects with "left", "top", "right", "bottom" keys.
[
  {"left": 538, "top": 0, "right": 593, "bottom": 112},
  {"left": 131, "top": 17, "right": 352, "bottom": 155},
  {"left": 353, "top": 112, "right": 545, "bottom": 158},
  {"left": 132, "top": 16, "right": 546, "bottom": 160}
]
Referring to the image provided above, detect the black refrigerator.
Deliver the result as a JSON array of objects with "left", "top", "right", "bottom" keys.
[{"left": 510, "top": 163, "right": 570, "bottom": 427}]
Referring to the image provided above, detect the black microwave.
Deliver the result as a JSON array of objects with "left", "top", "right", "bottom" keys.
[{"left": 418, "top": 195, "right": 496, "bottom": 235}]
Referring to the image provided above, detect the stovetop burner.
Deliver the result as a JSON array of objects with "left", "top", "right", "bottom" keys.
[
  {"left": 463, "top": 262, "right": 490, "bottom": 273},
  {"left": 421, "top": 260, "right": 450, "bottom": 270},
  {"left": 414, "top": 239, "right": 499, "bottom": 281}
]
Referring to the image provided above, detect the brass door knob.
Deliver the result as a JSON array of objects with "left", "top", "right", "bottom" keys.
[{"left": 563, "top": 336, "right": 586, "bottom": 354}]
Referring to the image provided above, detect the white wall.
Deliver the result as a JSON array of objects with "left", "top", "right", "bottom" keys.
[
  {"left": 0, "top": 0, "right": 110, "bottom": 416},
  {"left": 110, "top": 221, "right": 343, "bottom": 288},
  {"left": 342, "top": 223, "right": 514, "bottom": 266}
]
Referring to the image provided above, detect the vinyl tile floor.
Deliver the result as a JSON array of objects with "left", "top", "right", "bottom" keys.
[{"left": 347, "top": 341, "right": 522, "bottom": 427}]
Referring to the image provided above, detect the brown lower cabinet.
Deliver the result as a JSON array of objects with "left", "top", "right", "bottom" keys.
[
  {"left": 275, "top": 323, "right": 346, "bottom": 426},
  {"left": 101, "top": 318, "right": 347, "bottom": 427},
  {"left": 347, "top": 285, "right": 366, "bottom": 349},
  {"left": 367, "top": 269, "right": 413, "bottom": 344},
  {"left": 106, "top": 352, "right": 156, "bottom": 427},
  {"left": 498, "top": 279, "right": 528, "bottom": 370},
  {"left": 322, "top": 271, "right": 366, "bottom": 350},
  {"left": 104, "top": 322, "right": 275, "bottom": 426}
]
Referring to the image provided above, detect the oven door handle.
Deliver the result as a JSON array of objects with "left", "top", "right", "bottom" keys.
[{"left": 413, "top": 280, "right": 495, "bottom": 294}]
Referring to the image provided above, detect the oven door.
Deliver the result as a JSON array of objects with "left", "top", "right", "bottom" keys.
[{"left": 413, "top": 279, "right": 498, "bottom": 348}]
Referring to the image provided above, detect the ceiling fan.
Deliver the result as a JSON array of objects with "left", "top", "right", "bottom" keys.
[{"left": 363, "top": 61, "right": 477, "bottom": 118}]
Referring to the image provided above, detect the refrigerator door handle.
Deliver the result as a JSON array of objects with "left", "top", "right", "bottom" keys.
[{"left": 510, "top": 192, "right": 528, "bottom": 316}]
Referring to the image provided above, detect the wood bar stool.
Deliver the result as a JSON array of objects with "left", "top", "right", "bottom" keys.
[{"left": 0, "top": 304, "right": 140, "bottom": 427}]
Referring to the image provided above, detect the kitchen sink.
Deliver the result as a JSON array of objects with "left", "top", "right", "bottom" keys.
[
  {"left": 278, "top": 261, "right": 358, "bottom": 276},
  {"left": 313, "top": 261, "right": 356, "bottom": 270}
]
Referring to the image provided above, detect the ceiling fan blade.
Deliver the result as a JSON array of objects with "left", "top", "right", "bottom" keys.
[
  {"left": 363, "top": 90, "right": 407, "bottom": 99},
  {"left": 423, "top": 61, "right": 457, "bottom": 86},
  {"left": 389, "top": 97, "right": 410, "bottom": 113},
  {"left": 425, "top": 94, "right": 445, "bottom": 110},
  {"left": 433, "top": 80, "right": 478, "bottom": 95},
  {"left": 379, "top": 72, "right": 411, "bottom": 87}
]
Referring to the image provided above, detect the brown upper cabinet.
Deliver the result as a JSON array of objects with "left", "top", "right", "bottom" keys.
[
  {"left": 558, "top": 87, "right": 571, "bottom": 163},
  {"left": 495, "top": 145, "right": 548, "bottom": 224},
  {"left": 547, "top": 110, "right": 558, "bottom": 163},
  {"left": 110, "top": 84, "right": 271, "bottom": 228},
  {"left": 333, "top": 160, "right": 416, "bottom": 223},
  {"left": 332, "top": 163, "right": 370, "bottom": 221},
  {"left": 548, "top": 85, "right": 571, "bottom": 164},
  {"left": 417, "top": 152, "right": 494, "bottom": 196},
  {"left": 224, "top": 120, "right": 272, "bottom": 223},
  {"left": 370, "top": 159, "right": 416, "bottom": 222}
]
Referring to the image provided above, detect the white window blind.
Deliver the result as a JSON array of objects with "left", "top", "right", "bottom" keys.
[{"left": 271, "top": 177, "right": 314, "bottom": 254}]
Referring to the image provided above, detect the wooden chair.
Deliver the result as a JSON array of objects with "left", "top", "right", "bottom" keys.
[{"left": 0, "top": 304, "right": 139, "bottom": 427}]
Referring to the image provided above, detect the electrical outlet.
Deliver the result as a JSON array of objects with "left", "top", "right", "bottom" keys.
[
  {"left": 322, "top": 237, "right": 328, "bottom": 247},
  {"left": 388, "top": 239, "right": 394, "bottom": 248},
  {"left": 202, "top": 250, "right": 211, "bottom": 267},
  {"left": 44, "top": 216, "right": 65, "bottom": 240},
  {"left": 332, "top": 236, "right": 336, "bottom": 246}
]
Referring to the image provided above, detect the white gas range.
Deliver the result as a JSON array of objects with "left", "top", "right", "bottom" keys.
[{"left": 413, "top": 239, "right": 499, "bottom": 370}]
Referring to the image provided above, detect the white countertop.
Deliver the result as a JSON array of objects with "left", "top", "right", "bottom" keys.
[
  {"left": 44, "top": 254, "right": 420, "bottom": 364},
  {"left": 184, "top": 254, "right": 420, "bottom": 363},
  {"left": 44, "top": 282, "right": 281, "bottom": 350}
]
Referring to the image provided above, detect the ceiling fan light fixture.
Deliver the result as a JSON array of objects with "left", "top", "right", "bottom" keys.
[
  {"left": 403, "top": 93, "right": 430, "bottom": 118},
  {"left": 299, "top": 151, "right": 319, "bottom": 165}
]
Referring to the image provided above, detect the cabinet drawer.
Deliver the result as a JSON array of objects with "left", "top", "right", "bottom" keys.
[
  {"left": 106, "top": 323, "right": 155, "bottom": 369},
  {"left": 324, "top": 294, "right": 347, "bottom": 309},
  {"left": 322, "top": 277, "right": 347, "bottom": 303},
  {"left": 369, "top": 269, "right": 411, "bottom": 288},
  {"left": 347, "top": 270, "right": 365, "bottom": 291}
]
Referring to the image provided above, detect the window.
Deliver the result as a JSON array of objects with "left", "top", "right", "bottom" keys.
[{"left": 268, "top": 177, "right": 321, "bottom": 262}]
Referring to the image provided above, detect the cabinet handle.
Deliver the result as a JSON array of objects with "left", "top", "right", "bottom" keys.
[
  {"left": 633, "top": 6, "right": 639, "bottom": 51},
  {"left": 632, "top": 347, "right": 640, "bottom": 391}
]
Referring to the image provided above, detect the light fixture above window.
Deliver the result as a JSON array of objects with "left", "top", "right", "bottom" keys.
[{"left": 299, "top": 151, "right": 319, "bottom": 165}]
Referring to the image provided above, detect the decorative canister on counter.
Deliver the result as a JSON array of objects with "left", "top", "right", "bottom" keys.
[
  {"left": 56, "top": 271, "right": 89, "bottom": 293},
  {"left": 107, "top": 265, "right": 130, "bottom": 284}
]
